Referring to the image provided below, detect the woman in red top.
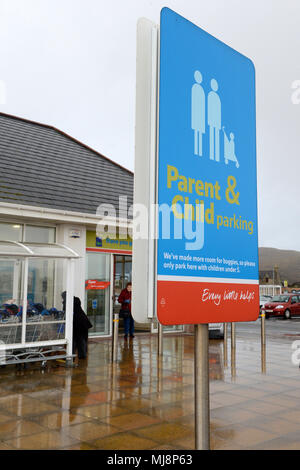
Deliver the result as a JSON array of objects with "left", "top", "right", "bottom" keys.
[{"left": 118, "top": 282, "right": 134, "bottom": 339}]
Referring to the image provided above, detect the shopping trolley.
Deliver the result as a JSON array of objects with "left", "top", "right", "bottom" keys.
[{"left": 0, "top": 304, "right": 68, "bottom": 367}]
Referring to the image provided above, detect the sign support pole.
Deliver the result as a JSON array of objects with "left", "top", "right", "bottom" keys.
[
  {"left": 261, "top": 310, "right": 266, "bottom": 373},
  {"left": 231, "top": 322, "right": 236, "bottom": 379},
  {"left": 158, "top": 322, "right": 163, "bottom": 356},
  {"left": 224, "top": 323, "right": 228, "bottom": 367},
  {"left": 194, "top": 324, "right": 210, "bottom": 450},
  {"left": 261, "top": 311, "right": 266, "bottom": 346}
]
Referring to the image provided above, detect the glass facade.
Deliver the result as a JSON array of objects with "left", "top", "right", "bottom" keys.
[
  {"left": 27, "top": 259, "right": 55, "bottom": 306},
  {"left": 0, "top": 259, "right": 22, "bottom": 306},
  {"left": 0, "top": 223, "right": 58, "bottom": 318},
  {"left": 26, "top": 258, "right": 65, "bottom": 343},
  {"left": 0, "top": 257, "right": 23, "bottom": 344}
]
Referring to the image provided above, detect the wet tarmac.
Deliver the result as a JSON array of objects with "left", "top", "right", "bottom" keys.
[{"left": 0, "top": 322, "right": 300, "bottom": 450}]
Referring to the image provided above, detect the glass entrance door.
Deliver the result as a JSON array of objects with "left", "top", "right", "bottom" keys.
[
  {"left": 113, "top": 255, "right": 132, "bottom": 315},
  {"left": 85, "top": 252, "right": 111, "bottom": 336}
]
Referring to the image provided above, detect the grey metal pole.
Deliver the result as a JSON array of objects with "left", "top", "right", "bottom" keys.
[
  {"left": 157, "top": 356, "right": 163, "bottom": 394},
  {"left": 158, "top": 322, "right": 163, "bottom": 356},
  {"left": 261, "top": 310, "right": 266, "bottom": 347},
  {"left": 231, "top": 322, "right": 236, "bottom": 379},
  {"left": 261, "top": 343, "right": 266, "bottom": 374},
  {"left": 112, "top": 313, "right": 119, "bottom": 362},
  {"left": 224, "top": 323, "right": 228, "bottom": 368},
  {"left": 110, "top": 362, "right": 117, "bottom": 401},
  {"left": 261, "top": 309, "right": 266, "bottom": 374},
  {"left": 194, "top": 324, "right": 210, "bottom": 450}
]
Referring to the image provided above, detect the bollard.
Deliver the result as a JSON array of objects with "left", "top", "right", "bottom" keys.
[
  {"left": 224, "top": 323, "right": 228, "bottom": 368},
  {"left": 112, "top": 313, "right": 119, "bottom": 363}
]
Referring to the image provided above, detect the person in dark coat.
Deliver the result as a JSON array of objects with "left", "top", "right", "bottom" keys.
[
  {"left": 118, "top": 282, "right": 134, "bottom": 339},
  {"left": 62, "top": 292, "right": 93, "bottom": 359}
]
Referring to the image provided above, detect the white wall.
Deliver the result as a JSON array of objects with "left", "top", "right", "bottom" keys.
[{"left": 56, "top": 224, "right": 86, "bottom": 304}]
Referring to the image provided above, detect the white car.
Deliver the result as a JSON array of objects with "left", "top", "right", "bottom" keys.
[
  {"left": 260, "top": 295, "right": 272, "bottom": 313},
  {"left": 209, "top": 323, "right": 224, "bottom": 339}
]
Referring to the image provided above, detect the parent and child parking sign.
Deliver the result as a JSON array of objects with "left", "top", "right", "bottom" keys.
[{"left": 156, "top": 8, "right": 259, "bottom": 325}]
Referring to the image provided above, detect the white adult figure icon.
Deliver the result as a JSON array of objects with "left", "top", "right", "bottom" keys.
[
  {"left": 208, "top": 79, "right": 221, "bottom": 162},
  {"left": 191, "top": 71, "right": 205, "bottom": 156}
]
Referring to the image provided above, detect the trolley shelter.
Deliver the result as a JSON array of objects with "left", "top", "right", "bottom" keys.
[{"left": 0, "top": 241, "right": 79, "bottom": 366}]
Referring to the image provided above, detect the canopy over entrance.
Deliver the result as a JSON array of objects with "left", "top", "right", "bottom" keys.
[{"left": 0, "top": 241, "right": 79, "bottom": 259}]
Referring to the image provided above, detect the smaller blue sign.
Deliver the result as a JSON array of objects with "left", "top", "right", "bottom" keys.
[{"left": 96, "top": 237, "right": 103, "bottom": 247}]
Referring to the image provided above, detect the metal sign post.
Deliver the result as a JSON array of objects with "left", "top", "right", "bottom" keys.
[
  {"left": 261, "top": 310, "right": 266, "bottom": 346},
  {"left": 261, "top": 309, "right": 266, "bottom": 373},
  {"left": 134, "top": 7, "right": 259, "bottom": 453},
  {"left": 158, "top": 322, "right": 163, "bottom": 356},
  {"left": 132, "top": 18, "right": 158, "bottom": 326},
  {"left": 224, "top": 323, "right": 228, "bottom": 367},
  {"left": 261, "top": 343, "right": 266, "bottom": 374},
  {"left": 231, "top": 323, "right": 236, "bottom": 379},
  {"left": 194, "top": 324, "right": 210, "bottom": 450}
]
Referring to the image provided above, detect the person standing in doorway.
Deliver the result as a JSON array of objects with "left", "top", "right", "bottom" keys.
[
  {"left": 62, "top": 292, "right": 93, "bottom": 359},
  {"left": 208, "top": 79, "right": 222, "bottom": 162},
  {"left": 191, "top": 71, "right": 206, "bottom": 156},
  {"left": 118, "top": 282, "right": 134, "bottom": 339}
]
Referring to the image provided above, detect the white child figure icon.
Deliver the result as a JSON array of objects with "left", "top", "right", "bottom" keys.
[{"left": 222, "top": 127, "right": 240, "bottom": 168}]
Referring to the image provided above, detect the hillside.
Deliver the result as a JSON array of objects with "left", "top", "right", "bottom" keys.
[{"left": 259, "top": 247, "right": 300, "bottom": 285}]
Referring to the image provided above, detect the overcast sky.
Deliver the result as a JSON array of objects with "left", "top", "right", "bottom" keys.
[{"left": 0, "top": 0, "right": 300, "bottom": 251}]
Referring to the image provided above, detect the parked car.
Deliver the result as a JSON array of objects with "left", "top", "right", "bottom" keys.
[
  {"left": 209, "top": 323, "right": 224, "bottom": 339},
  {"left": 263, "top": 294, "right": 300, "bottom": 319}
]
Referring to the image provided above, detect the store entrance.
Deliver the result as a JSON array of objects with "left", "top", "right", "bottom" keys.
[{"left": 113, "top": 255, "right": 132, "bottom": 316}]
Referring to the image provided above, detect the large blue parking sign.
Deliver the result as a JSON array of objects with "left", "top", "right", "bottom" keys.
[{"left": 156, "top": 8, "right": 259, "bottom": 325}]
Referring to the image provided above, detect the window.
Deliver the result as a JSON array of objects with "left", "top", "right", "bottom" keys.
[
  {"left": 0, "top": 223, "right": 22, "bottom": 242},
  {"left": 24, "top": 225, "right": 55, "bottom": 243},
  {"left": 0, "top": 222, "right": 55, "bottom": 244}
]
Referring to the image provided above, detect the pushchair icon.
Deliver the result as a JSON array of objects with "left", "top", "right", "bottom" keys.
[{"left": 222, "top": 127, "right": 239, "bottom": 169}]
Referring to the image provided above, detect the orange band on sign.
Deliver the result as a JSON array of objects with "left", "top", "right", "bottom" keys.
[
  {"left": 85, "top": 280, "right": 110, "bottom": 290},
  {"left": 157, "top": 280, "right": 260, "bottom": 325}
]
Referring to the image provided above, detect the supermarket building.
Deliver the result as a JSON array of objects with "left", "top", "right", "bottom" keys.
[{"left": 0, "top": 112, "right": 139, "bottom": 337}]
